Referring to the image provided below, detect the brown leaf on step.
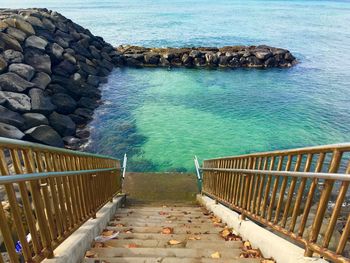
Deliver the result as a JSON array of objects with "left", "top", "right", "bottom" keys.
[
  {"left": 182, "top": 211, "right": 189, "bottom": 215},
  {"left": 203, "top": 231, "right": 210, "bottom": 234},
  {"left": 211, "top": 251, "right": 221, "bottom": 259},
  {"left": 162, "top": 227, "right": 174, "bottom": 234},
  {"left": 85, "top": 250, "right": 96, "bottom": 258},
  {"left": 124, "top": 228, "right": 133, "bottom": 234},
  {"left": 102, "top": 230, "right": 114, "bottom": 236},
  {"left": 159, "top": 211, "right": 169, "bottom": 215},
  {"left": 243, "top": 241, "right": 252, "bottom": 249},
  {"left": 240, "top": 249, "right": 262, "bottom": 258},
  {"left": 187, "top": 220, "right": 192, "bottom": 223},
  {"left": 168, "top": 239, "right": 182, "bottom": 245},
  {"left": 186, "top": 230, "right": 192, "bottom": 234},
  {"left": 188, "top": 236, "right": 201, "bottom": 240},
  {"left": 211, "top": 216, "right": 222, "bottom": 224},
  {"left": 221, "top": 228, "right": 231, "bottom": 238},
  {"left": 127, "top": 243, "right": 138, "bottom": 248}
]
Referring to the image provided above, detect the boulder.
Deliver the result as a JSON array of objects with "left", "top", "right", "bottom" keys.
[
  {"left": 159, "top": 57, "right": 170, "bottom": 67},
  {"left": 51, "top": 93, "right": 77, "bottom": 114},
  {"left": 0, "top": 105, "right": 25, "bottom": 128},
  {"left": 47, "top": 43, "right": 64, "bottom": 63},
  {"left": 0, "top": 72, "right": 34, "bottom": 92},
  {"left": 0, "top": 91, "right": 31, "bottom": 112},
  {"left": 87, "top": 75, "right": 100, "bottom": 86},
  {"left": 52, "top": 60, "right": 77, "bottom": 77},
  {"left": 31, "top": 72, "right": 51, "bottom": 90},
  {"left": 0, "top": 123, "right": 24, "bottom": 139},
  {"left": 22, "top": 112, "right": 49, "bottom": 130},
  {"left": 6, "top": 27, "right": 27, "bottom": 42},
  {"left": 46, "top": 84, "right": 67, "bottom": 95},
  {"left": 29, "top": 88, "right": 56, "bottom": 115},
  {"left": 8, "top": 63, "right": 35, "bottom": 81},
  {"left": 189, "top": 50, "right": 201, "bottom": 58},
  {"left": 73, "top": 107, "right": 93, "bottom": 121},
  {"left": 14, "top": 18, "right": 35, "bottom": 35},
  {"left": 24, "top": 16, "right": 44, "bottom": 28},
  {"left": 144, "top": 53, "right": 160, "bottom": 65},
  {"left": 0, "top": 32, "right": 22, "bottom": 52},
  {"left": 24, "top": 125, "right": 64, "bottom": 147},
  {"left": 0, "top": 56, "right": 7, "bottom": 73},
  {"left": 24, "top": 48, "right": 51, "bottom": 74},
  {"left": 3, "top": 49, "right": 23, "bottom": 63},
  {"left": 49, "top": 112, "right": 76, "bottom": 136},
  {"left": 63, "top": 53, "right": 76, "bottom": 64},
  {"left": 42, "top": 18, "right": 56, "bottom": 32},
  {"left": 255, "top": 50, "right": 272, "bottom": 60},
  {"left": 77, "top": 97, "right": 99, "bottom": 110},
  {"left": 25, "top": 35, "right": 48, "bottom": 50},
  {"left": 62, "top": 136, "right": 81, "bottom": 149}
]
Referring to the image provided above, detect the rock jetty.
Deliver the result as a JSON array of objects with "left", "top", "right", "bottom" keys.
[
  {"left": 0, "top": 8, "right": 123, "bottom": 148},
  {"left": 117, "top": 45, "right": 297, "bottom": 68},
  {"left": 0, "top": 8, "right": 297, "bottom": 149}
]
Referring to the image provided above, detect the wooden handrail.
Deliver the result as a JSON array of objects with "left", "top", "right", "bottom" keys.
[
  {"left": 202, "top": 143, "right": 350, "bottom": 263},
  {"left": 0, "top": 137, "right": 122, "bottom": 262}
]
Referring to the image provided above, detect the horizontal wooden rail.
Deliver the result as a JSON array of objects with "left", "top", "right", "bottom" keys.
[
  {"left": 0, "top": 137, "right": 122, "bottom": 262},
  {"left": 202, "top": 143, "right": 350, "bottom": 263}
]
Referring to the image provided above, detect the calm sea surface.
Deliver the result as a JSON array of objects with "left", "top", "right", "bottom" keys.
[{"left": 3, "top": 0, "right": 350, "bottom": 171}]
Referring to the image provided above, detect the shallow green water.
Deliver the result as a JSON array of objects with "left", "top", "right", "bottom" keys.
[{"left": 88, "top": 66, "right": 349, "bottom": 171}]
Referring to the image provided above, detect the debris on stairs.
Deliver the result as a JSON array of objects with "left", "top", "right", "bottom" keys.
[{"left": 84, "top": 206, "right": 275, "bottom": 263}]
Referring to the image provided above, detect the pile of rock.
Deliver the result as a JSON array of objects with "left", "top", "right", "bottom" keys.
[
  {"left": 0, "top": 8, "right": 123, "bottom": 148},
  {"left": 117, "top": 45, "right": 297, "bottom": 68}
]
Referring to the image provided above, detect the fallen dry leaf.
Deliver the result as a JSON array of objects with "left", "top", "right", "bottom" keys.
[
  {"left": 168, "top": 239, "right": 182, "bottom": 245},
  {"left": 188, "top": 236, "right": 201, "bottom": 240},
  {"left": 221, "top": 228, "right": 231, "bottom": 238},
  {"left": 127, "top": 243, "right": 138, "bottom": 248},
  {"left": 162, "top": 227, "right": 174, "bottom": 234},
  {"left": 243, "top": 241, "right": 252, "bottom": 249},
  {"left": 211, "top": 251, "right": 221, "bottom": 259},
  {"left": 85, "top": 250, "right": 96, "bottom": 258},
  {"left": 102, "top": 230, "right": 114, "bottom": 236},
  {"left": 124, "top": 228, "right": 133, "bottom": 234},
  {"left": 159, "top": 211, "right": 169, "bottom": 215}
]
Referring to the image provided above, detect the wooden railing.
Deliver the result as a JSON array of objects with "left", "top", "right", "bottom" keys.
[
  {"left": 202, "top": 143, "right": 350, "bottom": 263},
  {"left": 0, "top": 138, "right": 121, "bottom": 262}
]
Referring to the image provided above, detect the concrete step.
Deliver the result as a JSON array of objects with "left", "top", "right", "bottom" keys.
[
  {"left": 116, "top": 233, "right": 224, "bottom": 241},
  {"left": 120, "top": 207, "right": 205, "bottom": 212},
  {"left": 117, "top": 210, "right": 208, "bottom": 216},
  {"left": 101, "top": 239, "right": 241, "bottom": 249},
  {"left": 106, "top": 225, "right": 224, "bottom": 234},
  {"left": 113, "top": 215, "right": 213, "bottom": 221},
  {"left": 84, "top": 257, "right": 260, "bottom": 263},
  {"left": 111, "top": 218, "right": 213, "bottom": 224},
  {"left": 108, "top": 221, "right": 226, "bottom": 228},
  {"left": 87, "top": 247, "right": 242, "bottom": 258}
]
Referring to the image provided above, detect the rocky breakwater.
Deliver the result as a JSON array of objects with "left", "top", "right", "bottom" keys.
[
  {"left": 0, "top": 8, "right": 122, "bottom": 148},
  {"left": 117, "top": 45, "right": 297, "bottom": 68}
]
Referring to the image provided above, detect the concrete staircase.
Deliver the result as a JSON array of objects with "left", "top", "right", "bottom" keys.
[{"left": 84, "top": 206, "right": 261, "bottom": 263}]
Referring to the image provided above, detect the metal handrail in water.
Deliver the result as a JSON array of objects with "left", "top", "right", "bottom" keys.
[
  {"left": 201, "top": 143, "right": 350, "bottom": 263},
  {"left": 0, "top": 137, "right": 122, "bottom": 263}
]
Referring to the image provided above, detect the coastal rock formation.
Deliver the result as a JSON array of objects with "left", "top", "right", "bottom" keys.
[
  {"left": 0, "top": 8, "right": 123, "bottom": 148},
  {"left": 117, "top": 45, "right": 297, "bottom": 68},
  {"left": 0, "top": 8, "right": 298, "bottom": 149}
]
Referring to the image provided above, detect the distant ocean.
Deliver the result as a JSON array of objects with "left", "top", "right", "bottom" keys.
[{"left": 2, "top": 0, "right": 350, "bottom": 171}]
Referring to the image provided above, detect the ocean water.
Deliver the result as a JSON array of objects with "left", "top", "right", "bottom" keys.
[{"left": 3, "top": 0, "right": 350, "bottom": 171}]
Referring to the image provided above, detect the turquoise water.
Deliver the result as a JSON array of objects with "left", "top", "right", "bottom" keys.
[{"left": 3, "top": 0, "right": 350, "bottom": 171}]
